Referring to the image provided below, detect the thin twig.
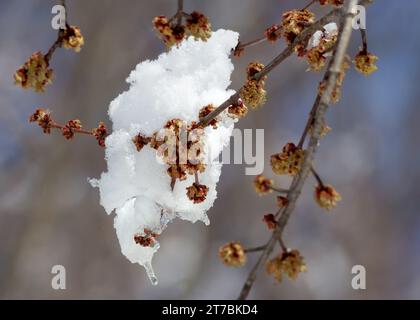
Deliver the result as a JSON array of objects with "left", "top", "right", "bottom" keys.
[
  {"left": 244, "top": 245, "right": 267, "bottom": 253},
  {"left": 50, "top": 123, "right": 94, "bottom": 136},
  {"left": 302, "top": 0, "right": 317, "bottom": 11},
  {"left": 278, "top": 236, "right": 288, "bottom": 252},
  {"left": 239, "top": 236, "right": 277, "bottom": 298},
  {"left": 360, "top": 28, "right": 368, "bottom": 52},
  {"left": 311, "top": 166, "right": 325, "bottom": 188},
  {"left": 177, "top": 0, "right": 184, "bottom": 25},
  {"left": 233, "top": 36, "right": 267, "bottom": 55},
  {"left": 269, "top": 186, "right": 289, "bottom": 194}
]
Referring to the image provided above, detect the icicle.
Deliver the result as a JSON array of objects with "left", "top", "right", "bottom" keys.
[{"left": 144, "top": 262, "right": 158, "bottom": 286}]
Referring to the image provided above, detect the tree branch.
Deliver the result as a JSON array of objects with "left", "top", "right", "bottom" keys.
[
  {"left": 238, "top": 0, "right": 368, "bottom": 300},
  {"left": 198, "top": 3, "right": 349, "bottom": 128}
]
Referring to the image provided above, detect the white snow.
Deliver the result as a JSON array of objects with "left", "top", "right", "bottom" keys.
[
  {"left": 90, "top": 29, "right": 239, "bottom": 284},
  {"left": 309, "top": 22, "right": 338, "bottom": 49}
]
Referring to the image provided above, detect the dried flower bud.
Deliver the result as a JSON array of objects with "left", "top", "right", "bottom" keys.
[
  {"left": 240, "top": 61, "right": 267, "bottom": 109},
  {"left": 265, "top": 24, "right": 282, "bottom": 43},
  {"left": 263, "top": 214, "right": 278, "bottom": 230},
  {"left": 153, "top": 15, "right": 185, "bottom": 47},
  {"left": 227, "top": 99, "right": 248, "bottom": 119},
  {"left": 134, "top": 229, "right": 159, "bottom": 247},
  {"left": 254, "top": 175, "right": 273, "bottom": 195},
  {"left": 14, "top": 52, "right": 53, "bottom": 92},
  {"left": 186, "top": 11, "right": 212, "bottom": 41},
  {"left": 306, "top": 25, "right": 338, "bottom": 71},
  {"left": 62, "top": 26, "right": 84, "bottom": 52},
  {"left": 61, "top": 119, "right": 82, "bottom": 140},
  {"left": 29, "top": 108, "right": 53, "bottom": 134},
  {"left": 282, "top": 9, "right": 315, "bottom": 49},
  {"left": 240, "top": 80, "right": 267, "bottom": 109},
  {"left": 92, "top": 122, "right": 107, "bottom": 147},
  {"left": 319, "top": 0, "right": 344, "bottom": 6},
  {"left": 167, "top": 164, "right": 187, "bottom": 181},
  {"left": 133, "top": 133, "right": 151, "bottom": 152},
  {"left": 199, "top": 104, "right": 218, "bottom": 128},
  {"left": 246, "top": 61, "right": 265, "bottom": 81},
  {"left": 276, "top": 195, "right": 289, "bottom": 208},
  {"left": 219, "top": 242, "right": 247, "bottom": 267},
  {"left": 180, "top": 162, "right": 206, "bottom": 177},
  {"left": 282, "top": 10, "right": 315, "bottom": 35},
  {"left": 354, "top": 50, "right": 378, "bottom": 76},
  {"left": 186, "top": 182, "right": 209, "bottom": 204},
  {"left": 280, "top": 249, "right": 307, "bottom": 280},
  {"left": 271, "top": 143, "right": 305, "bottom": 176},
  {"left": 164, "top": 118, "right": 186, "bottom": 132},
  {"left": 314, "top": 184, "right": 342, "bottom": 210},
  {"left": 266, "top": 256, "right": 283, "bottom": 282},
  {"left": 306, "top": 48, "right": 327, "bottom": 71},
  {"left": 266, "top": 249, "right": 307, "bottom": 282}
]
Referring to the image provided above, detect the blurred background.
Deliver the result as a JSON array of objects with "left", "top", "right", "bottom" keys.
[{"left": 1, "top": 0, "right": 419, "bottom": 299}]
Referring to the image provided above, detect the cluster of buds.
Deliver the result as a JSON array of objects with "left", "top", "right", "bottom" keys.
[
  {"left": 133, "top": 133, "right": 152, "bottom": 152},
  {"left": 266, "top": 249, "right": 307, "bottom": 282},
  {"left": 134, "top": 229, "right": 160, "bottom": 247},
  {"left": 318, "top": 56, "right": 350, "bottom": 103},
  {"left": 314, "top": 184, "right": 342, "bottom": 210},
  {"left": 14, "top": 52, "right": 53, "bottom": 92},
  {"left": 318, "top": 0, "right": 344, "bottom": 6},
  {"left": 186, "top": 183, "right": 209, "bottom": 204},
  {"left": 218, "top": 242, "right": 247, "bottom": 267},
  {"left": 186, "top": 11, "right": 212, "bottom": 41},
  {"left": 61, "top": 119, "right": 82, "bottom": 140},
  {"left": 153, "top": 11, "right": 212, "bottom": 47},
  {"left": 92, "top": 122, "right": 108, "bottom": 147},
  {"left": 198, "top": 104, "right": 219, "bottom": 128},
  {"left": 354, "top": 50, "right": 378, "bottom": 76},
  {"left": 282, "top": 9, "right": 315, "bottom": 55},
  {"left": 129, "top": 101, "right": 231, "bottom": 203},
  {"left": 62, "top": 25, "right": 85, "bottom": 52},
  {"left": 227, "top": 99, "right": 248, "bottom": 119},
  {"left": 306, "top": 27, "right": 338, "bottom": 71},
  {"left": 271, "top": 143, "right": 306, "bottom": 176},
  {"left": 153, "top": 16, "right": 186, "bottom": 47},
  {"left": 14, "top": 24, "right": 84, "bottom": 93},
  {"left": 152, "top": 119, "right": 206, "bottom": 182},
  {"left": 29, "top": 108, "right": 108, "bottom": 147},
  {"left": 265, "top": 24, "right": 282, "bottom": 43},
  {"left": 240, "top": 62, "right": 267, "bottom": 109},
  {"left": 276, "top": 195, "right": 289, "bottom": 208},
  {"left": 29, "top": 108, "right": 53, "bottom": 133},
  {"left": 253, "top": 175, "right": 273, "bottom": 195},
  {"left": 263, "top": 213, "right": 278, "bottom": 230}
]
